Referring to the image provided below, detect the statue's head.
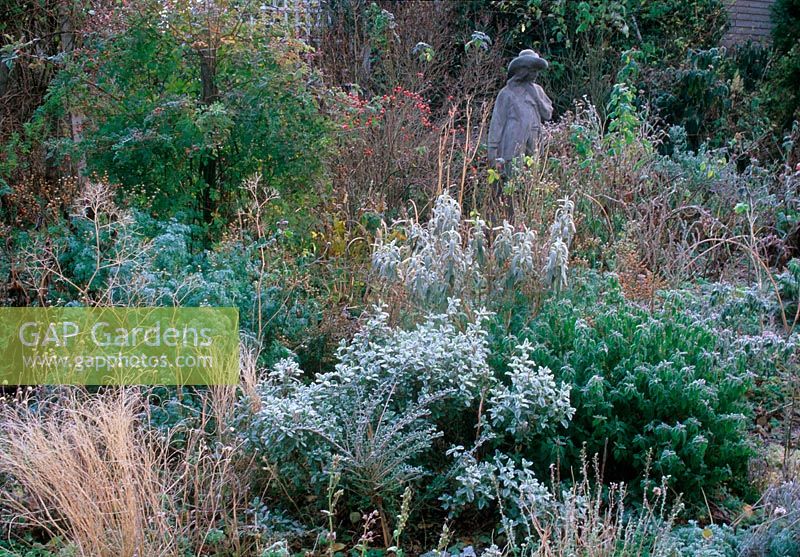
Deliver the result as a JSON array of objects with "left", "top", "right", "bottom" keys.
[{"left": 507, "top": 50, "right": 548, "bottom": 82}]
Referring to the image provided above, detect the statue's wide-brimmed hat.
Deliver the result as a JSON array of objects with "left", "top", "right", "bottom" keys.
[{"left": 507, "top": 49, "right": 549, "bottom": 76}]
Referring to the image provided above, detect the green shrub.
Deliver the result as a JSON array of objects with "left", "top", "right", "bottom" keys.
[
  {"left": 762, "top": 44, "right": 800, "bottom": 132},
  {"left": 776, "top": 258, "right": 800, "bottom": 327},
  {"left": 489, "top": 0, "right": 726, "bottom": 112},
  {"left": 771, "top": 0, "right": 800, "bottom": 55},
  {"left": 515, "top": 274, "right": 753, "bottom": 508},
  {"left": 24, "top": 0, "right": 329, "bottom": 235},
  {"left": 15, "top": 181, "right": 321, "bottom": 369},
  {"left": 653, "top": 48, "right": 732, "bottom": 148}
]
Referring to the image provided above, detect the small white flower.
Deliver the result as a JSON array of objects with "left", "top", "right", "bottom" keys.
[{"left": 774, "top": 506, "right": 787, "bottom": 516}]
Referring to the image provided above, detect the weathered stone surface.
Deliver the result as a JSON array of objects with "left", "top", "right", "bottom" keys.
[{"left": 487, "top": 50, "right": 553, "bottom": 171}]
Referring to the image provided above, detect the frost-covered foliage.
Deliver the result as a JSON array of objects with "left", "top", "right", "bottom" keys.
[
  {"left": 441, "top": 450, "right": 551, "bottom": 525},
  {"left": 244, "top": 301, "right": 573, "bottom": 520},
  {"left": 372, "top": 192, "right": 575, "bottom": 308},
  {"left": 333, "top": 300, "right": 494, "bottom": 409},
  {"left": 739, "top": 481, "right": 800, "bottom": 557},
  {"left": 665, "top": 279, "right": 797, "bottom": 340},
  {"left": 663, "top": 281, "right": 800, "bottom": 425},
  {"left": 252, "top": 363, "right": 446, "bottom": 504},
  {"left": 444, "top": 452, "right": 682, "bottom": 556},
  {"left": 543, "top": 199, "right": 576, "bottom": 291},
  {"left": 519, "top": 275, "right": 754, "bottom": 509},
  {"left": 665, "top": 522, "right": 740, "bottom": 557},
  {"left": 18, "top": 181, "right": 150, "bottom": 306},
  {"left": 118, "top": 222, "right": 318, "bottom": 366},
  {"left": 776, "top": 258, "right": 800, "bottom": 326},
  {"left": 17, "top": 184, "right": 317, "bottom": 366},
  {"left": 487, "top": 340, "right": 574, "bottom": 444},
  {"left": 496, "top": 479, "right": 800, "bottom": 557},
  {"left": 523, "top": 475, "right": 681, "bottom": 557}
]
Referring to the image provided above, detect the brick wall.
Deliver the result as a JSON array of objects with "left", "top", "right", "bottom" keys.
[{"left": 722, "top": 0, "right": 776, "bottom": 46}]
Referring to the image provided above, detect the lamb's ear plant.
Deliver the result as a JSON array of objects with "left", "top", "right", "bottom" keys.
[
  {"left": 372, "top": 191, "right": 575, "bottom": 311},
  {"left": 543, "top": 198, "right": 576, "bottom": 292},
  {"left": 486, "top": 339, "right": 575, "bottom": 444},
  {"left": 322, "top": 456, "right": 343, "bottom": 557},
  {"left": 387, "top": 485, "right": 412, "bottom": 556},
  {"left": 436, "top": 522, "right": 452, "bottom": 554}
]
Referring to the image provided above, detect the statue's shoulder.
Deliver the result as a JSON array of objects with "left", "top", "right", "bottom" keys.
[{"left": 495, "top": 84, "right": 520, "bottom": 102}]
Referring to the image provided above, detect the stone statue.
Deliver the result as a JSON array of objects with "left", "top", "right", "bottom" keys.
[{"left": 488, "top": 50, "right": 553, "bottom": 171}]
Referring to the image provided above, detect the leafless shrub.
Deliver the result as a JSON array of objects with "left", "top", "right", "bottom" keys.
[
  {"left": 509, "top": 454, "right": 681, "bottom": 557},
  {"left": 313, "top": 1, "right": 504, "bottom": 102},
  {"left": 523, "top": 98, "right": 800, "bottom": 289}
]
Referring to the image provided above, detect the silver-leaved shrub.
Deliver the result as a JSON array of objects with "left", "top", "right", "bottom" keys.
[
  {"left": 487, "top": 340, "right": 574, "bottom": 444},
  {"left": 244, "top": 299, "right": 573, "bottom": 521},
  {"left": 440, "top": 449, "right": 551, "bottom": 521},
  {"left": 372, "top": 191, "right": 575, "bottom": 309}
]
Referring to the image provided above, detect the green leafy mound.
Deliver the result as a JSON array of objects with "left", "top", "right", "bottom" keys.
[{"left": 517, "top": 276, "right": 753, "bottom": 506}]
